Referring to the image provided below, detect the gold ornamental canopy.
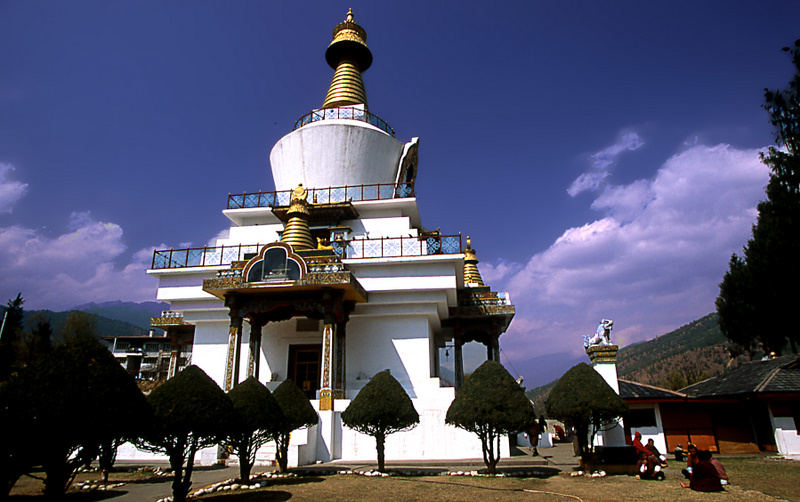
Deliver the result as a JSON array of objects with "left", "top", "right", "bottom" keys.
[{"left": 322, "top": 9, "right": 372, "bottom": 109}]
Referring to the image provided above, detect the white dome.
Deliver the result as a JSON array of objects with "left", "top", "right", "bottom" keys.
[{"left": 270, "top": 119, "right": 404, "bottom": 191}]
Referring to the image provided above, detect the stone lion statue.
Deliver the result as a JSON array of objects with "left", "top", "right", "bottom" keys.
[{"left": 583, "top": 319, "right": 614, "bottom": 348}]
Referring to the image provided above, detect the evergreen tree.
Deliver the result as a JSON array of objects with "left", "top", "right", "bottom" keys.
[
  {"left": 0, "top": 293, "right": 24, "bottom": 380},
  {"left": 342, "top": 370, "right": 419, "bottom": 472},
  {"left": 272, "top": 379, "right": 318, "bottom": 473},
  {"left": 445, "top": 360, "right": 535, "bottom": 474},
  {"left": 224, "top": 377, "right": 285, "bottom": 482},
  {"left": 545, "top": 363, "right": 628, "bottom": 461},
  {"left": 138, "top": 365, "right": 233, "bottom": 502},
  {"left": 717, "top": 40, "right": 800, "bottom": 355},
  {"left": 2, "top": 336, "right": 149, "bottom": 497},
  {"left": 15, "top": 312, "right": 53, "bottom": 368},
  {"left": 57, "top": 311, "right": 98, "bottom": 344}
]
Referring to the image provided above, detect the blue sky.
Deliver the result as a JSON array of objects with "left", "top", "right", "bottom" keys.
[{"left": 1, "top": 1, "right": 798, "bottom": 386}]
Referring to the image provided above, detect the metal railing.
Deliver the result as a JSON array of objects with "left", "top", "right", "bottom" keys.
[
  {"left": 293, "top": 107, "right": 394, "bottom": 136},
  {"left": 331, "top": 235, "right": 462, "bottom": 259},
  {"left": 151, "top": 235, "right": 462, "bottom": 270},
  {"left": 152, "top": 243, "right": 263, "bottom": 269},
  {"left": 227, "top": 182, "right": 415, "bottom": 210}
]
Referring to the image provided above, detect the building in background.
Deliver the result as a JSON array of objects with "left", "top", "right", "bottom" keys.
[
  {"left": 103, "top": 321, "right": 192, "bottom": 381},
  {"left": 618, "top": 355, "right": 800, "bottom": 457}
]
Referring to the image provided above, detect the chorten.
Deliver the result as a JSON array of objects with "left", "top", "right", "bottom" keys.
[{"left": 146, "top": 11, "right": 515, "bottom": 466}]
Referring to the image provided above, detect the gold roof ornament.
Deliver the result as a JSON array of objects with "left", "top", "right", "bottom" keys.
[
  {"left": 463, "top": 236, "right": 485, "bottom": 287},
  {"left": 322, "top": 9, "right": 372, "bottom": 109},
  {"left": 280, "top": 184, "right": 315, "bottom": 250}
]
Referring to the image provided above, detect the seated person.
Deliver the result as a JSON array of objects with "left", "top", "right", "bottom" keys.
[
  {"left": 646, "top": 438, "right": 668, "bottom": 466},
  {"left": 674, "top": 444, "right": 685, "bottom": 462},
  {"left": 681, "top": 443, "right": 699, "bottom": 479},
  {"left": 632, "top": 431, "right": 650, "bottom": 456},
  {"left": 637, "top": 451, "right": 664, "bottom": 480},
  {"left": 680, "top": 450, "right": 723, "bottom": 492},
  {"left": 709, "top": 454, "right": 729, "bottom": 486}
]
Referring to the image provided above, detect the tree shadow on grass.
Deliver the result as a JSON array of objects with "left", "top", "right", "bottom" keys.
[
  {"left": 479, "top": 467, "right": 561, "bottom": 478},
  {"left": 266, "top": 476, "right": 326, "bottom": 487},
  {"left": 10, "top": 489, "right": 128, "bottom": 501},
  {"left": 199, "top": 491, "right": 292, "bottom": 501}
]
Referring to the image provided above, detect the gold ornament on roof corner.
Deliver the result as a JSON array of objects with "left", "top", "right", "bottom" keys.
[{"left": 463, "top": 236, "right": 485, "bottom": 287}]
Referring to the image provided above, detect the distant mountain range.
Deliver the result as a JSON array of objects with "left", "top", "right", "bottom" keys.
[
  {"left": 525, "top": 313, "right": 753, "bottom": 413},
  {"left": 71, "top": 301, "right": 168, "bottom": 331},
  {"left": 21, "top": 301, "right": 169, "bottom": 339}
]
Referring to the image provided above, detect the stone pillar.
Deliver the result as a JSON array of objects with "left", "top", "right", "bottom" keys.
[
  {"left": 586, "top": 344, "right": 625, "bottom": 446},
  {"left": 247, "top": 321, "right": 263, "bottom": 380},
  {"left": 454, "top": 328, "right": 464, "bottom": 391},
  {"left": 319, "top": 319, "right": 336, "bottom": 411},
  {"left": 224, "top": 314, "right": 243, "bottom": 392}
]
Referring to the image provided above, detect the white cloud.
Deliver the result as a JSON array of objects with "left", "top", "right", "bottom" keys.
[
  {"left": 495, "top": 143, "right": 769, "bottom": 369},
  {"left": 0, "top": 163, "right": 28, "bottom": 213},
  {"left": 567, "top": 171, "right": 611, "bottom": 197},
  {"left": 591, "top": 132, "right": 644, "bottom": 170},
  {"left": 0, "top": 211, "right": 161, "bottom": 310},
  {"left": 568, "top": 132, "right": 644, "bottom": 197}
]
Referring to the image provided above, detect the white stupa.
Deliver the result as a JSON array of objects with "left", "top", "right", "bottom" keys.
[{"left": 146, "top": 10, "right": 515, "bottom": 465}]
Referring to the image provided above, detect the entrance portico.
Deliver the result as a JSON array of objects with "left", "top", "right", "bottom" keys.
[{"left": 203, "top": 241, "right": 365, "bottom": 411}]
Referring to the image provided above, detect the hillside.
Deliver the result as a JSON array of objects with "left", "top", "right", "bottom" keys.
[
  {"left": 526, "top": 313, "right": 751, "bottom": 410},
  {"left": 72, "top": 300, "right": 168, "bottom": 331},
  {"left": 22, "top": 310, "right": 150, "bottom": 339},
  {"left": 616, "top": 313, "right": 750, "bottom": 386}
]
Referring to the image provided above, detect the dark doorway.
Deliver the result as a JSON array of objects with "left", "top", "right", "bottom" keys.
[{"left": 288, "top": 344, "right": 322, "bottom": 400}]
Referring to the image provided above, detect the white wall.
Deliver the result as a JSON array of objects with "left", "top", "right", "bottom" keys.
[{"left": 770, "top": 406, "right": 800, "bottom": 455}]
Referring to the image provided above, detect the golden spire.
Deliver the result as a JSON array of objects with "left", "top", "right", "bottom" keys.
[
  {"left": 322, "top": 9, "right": 372, "bottom": 110},
  {"left": 280, "top": 185, "right": 315, "bottom": 250},
  {"left": 463, "top": 237, "right": 485, "bottom": 287}
]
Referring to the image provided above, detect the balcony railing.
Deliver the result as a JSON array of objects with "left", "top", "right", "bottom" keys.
[
  {"left": 151, "top": 235, "right": 462, "bottom": 270},
  {"left": 152, "top": 243, "right": 263, "bottom": 269},
  {"left": 293, "top": 107, "right": 394, "bottom": 136},
  {"left": 331, "top": 235, "right": 462, "bottom": 259},
  {"left": 227, "top": 182, "right": 415, "bottom": 210}
]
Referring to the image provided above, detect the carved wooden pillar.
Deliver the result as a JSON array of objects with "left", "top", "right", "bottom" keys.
[
  {"left": 319, "top": 319, "right": 336, "bottom": 411},
  {"left": 247, "top": 320, "right": 263, "bottom": 380},
  {"left": 224, "top": 311, "right": 243, "bottom": 392},
  {"left": 454, "top": 327, "right": 464, "bottom": 391}
]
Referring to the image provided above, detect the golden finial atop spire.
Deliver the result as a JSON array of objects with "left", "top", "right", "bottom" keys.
[
  {"left": 280, "top": 184, "right": 314, "bottom": 250},
  {"left": 463, "top": 236, "right": 485, "bottom": 287},
  {"left": 322, "top": 9, "right": 372, "bottom": 109}
]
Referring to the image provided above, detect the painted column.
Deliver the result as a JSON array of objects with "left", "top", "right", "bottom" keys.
[
  {"left": 454, "top": 328, "right": 464, "bottom": 390},
  {"left": 319, "top": 320, "right": 336, "bottom": 411},
  {"left": 224, "top": 313, "right": 243, "bottom": 392},
  {"left": 247, "top": 321, "right": 263, "bottom": 380},
  {"left": 486, "top": 328, "right": 500, "bottom": 362}
]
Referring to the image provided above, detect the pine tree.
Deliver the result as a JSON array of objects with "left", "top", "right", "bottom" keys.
[{"left": 717, "top": 40, "right": 800, "bottom": 355}]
